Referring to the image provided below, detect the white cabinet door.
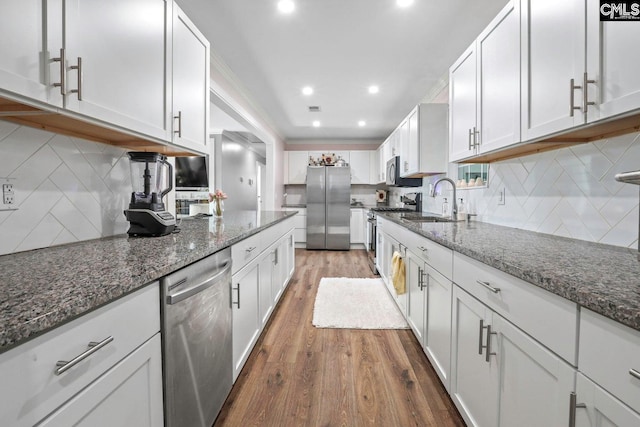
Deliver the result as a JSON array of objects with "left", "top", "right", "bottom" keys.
[
  {"left": 258, "top": 252, "right": 274, "bottom": 327},
  {"left": 64, "top": 0, "right": 169, "bottom": 142},
  {"left": 285, "top": 230, "right": 295, "bottom": 282},
  {"left": 232, "top": 261, "right": 260, "bottom": 381},
  {"left": 349, "top": 151, "right": 372, "bottom": 184},
  {"left": 350, "top": 209, "right": 364, "bottom": 244},
  {"left": 521, "top": 0, "right": 585, "bottom": 141},
  {"left": 576, "top": 373, "right": 640, "bottom": 427},
  {"left": 287, "top": 151, "right": 309, "bottom": 184},
  {"left": 397, "top": 118, "right": 411, "bottom": 176},
  {"left": 424, "top": 264, "right": 452, "bottom": 390},
  {"left": 494, "top": 314, "right": 574, "bottom": 427},
  {"left": 0, "top": 2, "right": 61, "bottom": 106},
  {"left": 586, "top": 0, "right": 640, "bottom": 123},
  {"left": 404, "top": 108, "right": 419, "bottom": 176},
  {"left": 38, "top": 334, "right": 164, "bottom": 427},
  {"left": 170, "top": 3, "right": 210, "bottom": 153},
  {"left": 450, "top": 286, "right": 498, "bottom": 427},
  {"left": 476, "top": 0, "right": 520, "bottom": 154},
  {"left": 271, "top": 238, "right": 287, "bottom": 302},
  {"left": 406, "top": 249, "right": 426, "bottom": 345},
  {"left": 449, "top": 43, "right": 478, "bottom": 162},
  {"left": 377, "top": 142, "right": 387, "bottom": 182}
]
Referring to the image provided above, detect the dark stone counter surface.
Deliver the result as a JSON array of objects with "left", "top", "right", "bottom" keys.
[
  {"left": 0, "top": 211, "right": 296, "bottom": 353},
  {"left": 379, "top": 213, "right": 640, "bottom": 331}
]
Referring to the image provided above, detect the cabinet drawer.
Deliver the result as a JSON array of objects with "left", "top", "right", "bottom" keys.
[
  {"left": 0, "top": 284, "right": 160, "bottom": 427},
  {"left": 260, "top": 218, "right": 293, "bottom": 248},
  {"left": 231, "top": 232, "right": 262, "bottom": 274},
  {"left": 403, "top": 229, "right": 452, "bottom": 280},
  {"left": 453, "top": 252, "right": 578, "bottom": 364},
  {"left": 579, "top": 309, "right": 640, "bottom": 413}
]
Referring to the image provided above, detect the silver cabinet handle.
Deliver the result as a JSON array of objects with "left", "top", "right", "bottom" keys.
[
  {"left": 473, "top": 126, "right": 479, "bottom": 148},
  {"left": 468, "top": 128, "right": 475, "bottom": 150},
  {"left": 477, "top": 280, "right": 500, "bottom": 294},
  {"left": 174, "top": 111, "right": 182, "bottom": 138},
  {"left": 478, "top": 319, "right": 485, "bottom": 355},
  {"left": 166, "top": 261, "right": 231, "bottom": 305},
  {"left": 69, "top": 57, "right": 82, "bottom": 100},
  {"left": 629, "top": 368, "right": 640, "bottom": 380},
  {"left": 484, "top": 324, "right": 497, "bottom": 362},
  {"left": 569, "top": 392, "right": 586, "bottom": 427},
  {"left": 404, "top": 160, "right": 409, "bottom": 172},
  {"left": 52, "top": 48, "right": 66, "bottom": 95},
  {"left": 570, "top": 78, "right": 582, "bottom": 117},
  {"left": 232, "top": 283, "right": 240, "bottom": 309},
  {"left": 273, "top": 248, "right": 279, "bottom": 265},
  {"left": 583, "top": 72, "right": 596, "bottom": 113},
  {"left": 55, "top": 336, "right": 114, "bottom": 375}
]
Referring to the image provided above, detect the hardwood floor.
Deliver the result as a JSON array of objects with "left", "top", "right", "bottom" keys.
[{"left": 214, "top": 249, "right": 465, "bottom": 427}]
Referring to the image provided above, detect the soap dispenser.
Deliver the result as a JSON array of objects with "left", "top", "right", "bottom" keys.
[
  {"left": 442, "top": 198, "right": 449, "bottom": 217},
  {"left": 458, "top": 198, "right": 466, "bottom": 220}
]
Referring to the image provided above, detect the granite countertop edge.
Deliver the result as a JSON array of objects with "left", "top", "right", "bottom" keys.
[
  {"left": 0, "top": 211, "right": 297, "bottom": 353},
  {"left": 379, "top": 213, "right": 640, "bottom": 332}
]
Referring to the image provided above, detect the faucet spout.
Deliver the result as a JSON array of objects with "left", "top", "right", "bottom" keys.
[{"left": 431, "top": 177, "right": 458, "bottom": 219}]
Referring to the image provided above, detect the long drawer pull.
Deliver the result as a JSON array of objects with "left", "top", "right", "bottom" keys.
[
  {"left": 69, "top": 57, "right": 83, "bottom": 101},
  {"left": 52, "top": 48, "right": 66, "bottom": 95},
  {"left": 630, "top": 368, "right": 640, "bottom": 380},
  {"left": 477, "top": 280, "right": 500, "bottom": 294},
  {"left": 569, "top": 392, "right": 586, "bottom": 427},
  {"left": 245, "top": 246, "right": 257, "bottom": 253},
  {"left": 55, "top": 336, "right": 114, "bottom": 375}
]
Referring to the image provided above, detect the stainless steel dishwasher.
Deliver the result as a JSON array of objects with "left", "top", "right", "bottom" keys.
[{"left": 161, "top": 247, "right": 232, "bottom": 427}]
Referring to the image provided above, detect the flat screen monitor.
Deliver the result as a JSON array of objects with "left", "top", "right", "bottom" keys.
[{"left": 175, "top": 156, "right": 208, "bottom": 190}]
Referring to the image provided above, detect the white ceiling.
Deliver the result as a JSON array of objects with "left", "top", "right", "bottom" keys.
[{"left": 178, "top": 0, "right": 509, "bottom": 142}]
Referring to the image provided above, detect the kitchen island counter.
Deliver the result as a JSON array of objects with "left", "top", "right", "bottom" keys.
[
  {"left": 0, "top": 211, "right": 296, "bottom": 353},
  {"left": 379, "top": 213, "right": 640, "bottom": 332}
]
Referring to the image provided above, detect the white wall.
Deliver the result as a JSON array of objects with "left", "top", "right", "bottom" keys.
[
  {"left": 0, "top": 121, "right": 132, "bottom": 255},
  {"left": 390, "top": 132, "right": 640, "bottom": 249}
]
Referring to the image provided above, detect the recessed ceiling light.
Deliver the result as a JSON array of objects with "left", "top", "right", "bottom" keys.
[
  {"left": 368, "top": 85, "right": 379, "bottom": 94},
  {"left": 397, "top": 0, "right": 414, "bottom": 7},
  {"left": 277, "top": 0, "right": 295, "bottom": 14},
  {"left": 358, "top": 120, "right": 366, "bottom": 127},
  {"left": 312, "top": 120, "right": 320, "bottom": 127},
  {"left": 302, "top": 86, "right": 313, "bottom": 96}
]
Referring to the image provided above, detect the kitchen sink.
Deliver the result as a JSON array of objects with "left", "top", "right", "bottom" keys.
[{"left": 400, "top": 214, "right": 456, "bottom": 223}]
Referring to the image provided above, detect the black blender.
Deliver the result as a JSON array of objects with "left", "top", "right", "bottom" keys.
[{"left": 124, "top": 152, "right": 176, "bottom": 236}]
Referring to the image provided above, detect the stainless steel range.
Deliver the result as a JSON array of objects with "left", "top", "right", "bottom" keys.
[{"left": 367, "top": 207, "right": 414, "bottom": 274}]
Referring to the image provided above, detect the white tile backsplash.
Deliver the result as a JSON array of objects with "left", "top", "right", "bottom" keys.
[
  {"left": 0, "top": 122, "right": 131, "bottom": 255},
  {"left": 415, "top": 132, "right": 640, "bottom": 249}
]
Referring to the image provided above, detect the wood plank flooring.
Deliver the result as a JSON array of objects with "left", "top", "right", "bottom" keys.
[{"left": 214, "top": 249, "right": 465, "bottom": 427}]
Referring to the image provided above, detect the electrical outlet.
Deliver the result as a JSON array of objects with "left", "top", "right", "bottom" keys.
[
  {"left": 3, "top": 183, "right": 15, "bottom": 205},
  {"left": 498, "top": 188, "right": 506, "bottom": 205}
]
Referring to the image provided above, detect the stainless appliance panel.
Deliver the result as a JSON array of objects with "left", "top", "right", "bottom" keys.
[
  {"left": 386, "top": 156, "right": 422, "bottom": 187},
  {"left": 161, "top": 248, "right": 232, "bottom": 427},
  {"left": 326, "top": 166, "right": 351, "bottom": 250},
  {"left": 306, "top": 166, "right": 327, "bottom": 249}
]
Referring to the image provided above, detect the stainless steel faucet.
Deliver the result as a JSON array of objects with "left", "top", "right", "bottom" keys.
[{"left": 430, "top": 177, "right": 457, "bottom": 218}]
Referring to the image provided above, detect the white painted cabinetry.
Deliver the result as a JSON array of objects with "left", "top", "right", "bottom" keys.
[
  {"left": 170, "top": 3, "right": 210, "bottom": 152},
  {"left": 350, "top": 208, "right": 365, "bottom": 244},
  {"left": 0, "top": 285, "right": 163, "bottom": 427},
  {"left": 231, "top": 217, "right": 296, "bottom": 381},
  {"left": 399, "top": 104, "right": 448, "bottom": 177},
  {"left": 575, "top": 373, "right": 640, "bottom": 427},
  {"left": 450, "top": 0, "right": 520, "bottom": 162},
  {"left": 450, "top": 285, "right": 575, "bottom": 427},
  {"left": 349, "top": 151, "right": 373, "bottom": 184},
  {"left": 286, "top": 151, "right": 310, "bottom": 184}
]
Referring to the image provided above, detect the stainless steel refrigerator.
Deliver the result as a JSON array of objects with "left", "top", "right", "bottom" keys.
[{"left": 306, "top": 166, "right": 351, "bottom": 250}]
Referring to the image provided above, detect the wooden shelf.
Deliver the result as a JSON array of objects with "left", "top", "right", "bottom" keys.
[
  {"left": 0, "top": 96, "right": 198, "bottom": 156},
  {"left": 458, "top": 111, "right": 640, "bottom": 164}
]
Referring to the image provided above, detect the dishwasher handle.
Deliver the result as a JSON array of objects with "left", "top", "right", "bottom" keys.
[{"left": 166, "top": 261, "right": 231, "bottom": 305}]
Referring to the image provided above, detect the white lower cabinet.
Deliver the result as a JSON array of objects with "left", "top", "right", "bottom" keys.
[
  {"left": 423, "top": 263, "right": 452, "bottom": 389},
  {"left": 575, "top": 373, "right": 640, "bottom": 427},
  {"left": 231, "top": 218, "right": 296, "bottom": 381},
  {"left": 38, "top": 334, "right": 163, "bottom": 427},
  {"left": 0, "top": 285, "right": 162, "bottom": 427},
  {"left": 451, "top": 286, "right": 575, "bottom": 427},
  {"left": 231, "top": 258, "right": 260, "bottom": 382},
  {"left": 350, "top": 208, "right": 365, "bottom": 245}
]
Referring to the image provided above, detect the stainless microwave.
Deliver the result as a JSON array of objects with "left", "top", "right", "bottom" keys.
[{"left": 386, "top": 156, "right": 422, "bottom": 187}]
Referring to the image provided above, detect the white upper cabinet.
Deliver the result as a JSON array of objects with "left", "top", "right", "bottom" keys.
[
  {"left": 349, "top": 151, "right": 373, "bottom": 184},
  {"left": 170, "top": 4, "right": 210, "bottom": 153},
  {"left": 449, "top": 44, "right": 478, "bottom": 162},
  {"left": 400, "top": 104, "right": 448, "bottom": 177},
  {"left": 521, "top": 0, "right": 586, "bottom": 141},
  {"left": 585, "top": 0, "right": 640, "bottom": 123},
  {"left": 63, "top": 0, "right": 169, "bottom": 142},
  {"left": 286, "top": 151, "right": 310, "bottom": 184},
  {"left": 450, "top": 0, "right": 520, "bottom": 162},
  {"left": 0, "top": 2, "right": 62, "bottom": 106}
]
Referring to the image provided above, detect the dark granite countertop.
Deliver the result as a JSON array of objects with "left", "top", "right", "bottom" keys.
[
  {"left": 0, "top": 210, "right": 296, "bottom": 353},
  {"left": 379, "top": 213, "right": 640, "bottom": 331}
]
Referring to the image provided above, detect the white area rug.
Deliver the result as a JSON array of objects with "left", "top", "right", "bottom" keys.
[{"left": 312, "top": 277, "right": 409, "bottom": 329}]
